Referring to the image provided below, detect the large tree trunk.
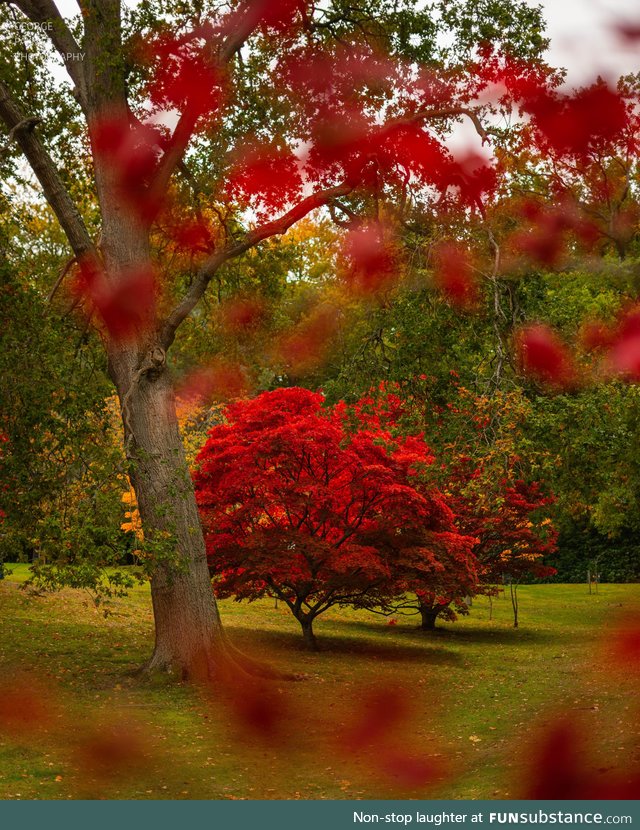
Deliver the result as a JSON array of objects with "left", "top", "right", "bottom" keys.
[
  {"left": 99, "top": 191, "right": 230, "bottom": 679},
  {"left": 109, "top": 347, "right": 228, "bottom": 679}
]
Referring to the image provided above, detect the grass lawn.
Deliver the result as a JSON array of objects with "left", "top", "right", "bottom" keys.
[{"left": 1, "top": 565, "right": 639, "bottom": 800}]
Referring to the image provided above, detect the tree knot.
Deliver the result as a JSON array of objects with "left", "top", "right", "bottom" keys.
[{"left": 140, "top": 346, "right": 166, "bottom": 380}]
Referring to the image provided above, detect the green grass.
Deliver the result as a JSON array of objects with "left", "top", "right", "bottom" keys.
[{"left": 1, "top": 565, "right": 639, "bottom": 800}]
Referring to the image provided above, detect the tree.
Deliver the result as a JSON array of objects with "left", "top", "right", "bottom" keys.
[
  {"left": 193, "top": 387, "right": 476, "bottom": 649},
  {"left": 0, "top": 0, "right": 578, "bottom": 677},
  {"left": 346, "top": 380, "right": 558, "bottom": 628}
]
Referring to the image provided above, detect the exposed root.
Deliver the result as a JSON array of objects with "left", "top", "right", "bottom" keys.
[
  {"left": 136, "top": 636, "right": 303, "bottom": 685},
  {"left": 222, "top": 636, "right": 303, "bottom": 681}
]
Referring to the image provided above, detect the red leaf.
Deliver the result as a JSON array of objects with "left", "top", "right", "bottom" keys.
[
  {"left": 221, "top": 679, "right": 293, "bottom": 745},
  {"left": 76, "top": 721, "right": 149, "bottom": 780},
  {"left": 608, "top": 616, "right": 640, "bottom": 670},
  {"left": 580, "top": 321, "right": 614, "bottom": 352},
  {"left": 219, "top": 296, "right": 266, "bottom": 335},
  {"left": 608, "top": 334, "right": 640, "bottom": 381},
  {"left": 516, "top": 324, "right": 577, "bottom": 389},
  {"left": 379, "top": 752, "right": 440, "bottom": 790},
  {"left": 239, "top": 0, "right": 309, "bottom": 34},
  {"left": 227, "top": 146, "right": 303, "bottom": 212},
  {"left": 273, "top": 305, "right": 340, "bottom": 376},
  {"left": 432, "top": 241, "right": 477, "bottom": 308},
  {"left": 91, "top": 114, "right": 163, "bottom": 221},
  {"left": 524, "top": 82, "right": 629, "bottom": 158},
  {"left": 527, "top": 721, "right": 584, "bottom": 799},
  {"left": 341, "top": 686, "right": 411, "bottom": 753},
  {"left": 176, "top": 359, "right": 250, "bottom": 405},
  {"left": 446, "top": 152, "right": 497, "bottom": 206},
  {"left": 613, "top": 22, "right": 640, "bottom": 42},
  {"left": 145, "top": 32, "right": 224, "bottom": 122},
  {"left": 526, "top": 719, "right": 640, "bottom": 799},
  {"left": 75, "top": 261, "right": 156, "bottom": 343},
  {"left": 342, "top": 222, "right": 399, "bottom": 296},
  {"left": 168, "top": 218, "right": 214, "bottom": 254},
  {"left": 381, "top": 124, "right": 449, "bottom": 186},
  {"left": 0, "top": 677, "right": 56, "bottom": 738},
  {"left": 606, "top": 306, "right": 640, "bottom": 381}
]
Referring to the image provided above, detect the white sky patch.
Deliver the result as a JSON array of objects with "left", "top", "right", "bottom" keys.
[{"left": 528, "top": 0, "right": 640, "bottom": 87}]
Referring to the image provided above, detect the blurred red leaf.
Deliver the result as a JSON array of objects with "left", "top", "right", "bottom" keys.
[
  {"left": 432, "top": 241, "right": 477, "bottom": 308},
  {"left": 607, "top": 616, "right": 640, "bottom": 670},
  {"left": 76, "top": 721, "right": 149, "bottom": 780},
  {"left": 446, "top": 152, "right": 497, "bottom": 207},
  {"left": 580, "top": 321, "right": 614, "bottom": 352},
  {"left": 608, "top": 334, "right": 640, "bottom": 381},
  {"left": 148, "top": 34, "right": 223, "bottom": 122},
  {"left": 168, "top": 218, "right": 214, "bottom": 254},
  {"left": 75, "top": 261, "right": 156, "bottom": 343},
  {"left": 274, "top": 305, "right": 340, "bottom": 376},
  {"left": 524, "top": 82, "right": 629, "bottom": 158},
  {"left": 340, "top": 685, "right": 411, "bottom": 754},
  {"left": 527, "top": 721, "right": 584, "bottom": 799},
  {"left": 220, "top": 679, "right": 293, "bottom": 745},
  {"left": 240, "top": 0, "right": 309, "bottom": 34},
  {"left": 381, "top": 124, "right": 449, "bottom": 185},
  {"left": 0, "top": 678, "right": 56, "bottom": 738},
  {"left": 342, "top": 222, "right": 399, "bottom": 296},
  {"left": 219, "top": 295, "right": 266, "bottom": 335},
  {"left": 526, "top": 719, "right": 640, "bottom": 799},
  {"left": 614, "top": 22, "right": 640, "bottom": 42},
  {"left": 511, "top": 199, "right": 600, "bottom": 267},
  {"left": 379, "top": 751, "right": 440, "bottom": 790},
  {"left": 516, "top": 324, "right": 577, "bottom": 389},
  {"left": 227, "top": 146, "right": 303, "bottom": 212},
  {"left": 606, "top": 306, "right": 640, "bottom": 381},
  {"left": 92, "top": 114, "right": 163, "bottom": 221},
  {"left": 176, "top": 359, "right": 250, "bottom": 404}
]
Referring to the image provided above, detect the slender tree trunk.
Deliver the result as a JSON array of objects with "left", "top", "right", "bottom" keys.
[
  {"left": 510, "top": 581, "right": 519, "bottom": 628},
  {"left": 299, "top": 616, "right": 319, "bottom": 650},
  {"left": 419, "top": 605, "right": 439, "bottom": 631}
]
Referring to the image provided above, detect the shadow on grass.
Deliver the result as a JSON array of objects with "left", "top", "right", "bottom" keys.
[
  {"left": 333, "top": 617, "right": 569, "bottom": 647},
  {"left": 227, "top": 625, "right": 464, "bottom": 666}
]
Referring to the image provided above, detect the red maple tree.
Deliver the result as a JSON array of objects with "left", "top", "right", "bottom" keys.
[
  {"left": 446, "top": 462, "right": 558, "bottom": 628},
  {"left": 351, "top": 381, "right": 558, "bottom": 630},
  {"left": 193, "top": 387, "right": 476, "bottom": 648}
]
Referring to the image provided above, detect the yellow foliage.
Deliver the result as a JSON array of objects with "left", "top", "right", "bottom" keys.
[{"left": 120, "top": 479, "right": 143, "bottom": 541}]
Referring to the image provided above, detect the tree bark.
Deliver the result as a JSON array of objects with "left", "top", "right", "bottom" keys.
[
  {"left": 419, "top": 605, "right": 440, "bottom": 631},
  {"left": 509, "top": 582, "right": 519, "bottom": 629},
  {"left": 299, "top": 616, "right": 319, "bottom": 651},
  {"left": 108, "top": 344, "right": 230, "bottom": 679}
]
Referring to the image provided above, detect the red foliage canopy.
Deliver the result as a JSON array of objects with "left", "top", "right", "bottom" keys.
[{"left": 193, "top": 387, "right": 476, "bottom": 647}]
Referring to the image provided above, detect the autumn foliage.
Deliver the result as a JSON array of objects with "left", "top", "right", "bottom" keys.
[{"left": 193, "top": 387, "right": 477, "bottom": 648}]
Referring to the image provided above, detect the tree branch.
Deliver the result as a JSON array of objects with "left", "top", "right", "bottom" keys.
[
  {"left": 7, "top": 0, "right": 89, "bottom": 108},
  {"left": 394, "top": 106, "right": 490, "bottom": 144},
  {"left": 217, "top": 0, "right": 274, "bottom": 63},
  {"left": 45, "top": 255, "right": 76, "bottom": 308},
  {"left": 0, "top": 114, "right": 40, "bottom": 156},
  {"left": 159, "top": 180, "right": 354, "bottom": 350},
  {"left": 0, "top": 79, "right": 98, "bottom": 261},
  {"left": 149, "top": 0, "right": 294, "bottom": 204},
  {"left": 157, "top": 96, "right": 489, "bottom": 347}
]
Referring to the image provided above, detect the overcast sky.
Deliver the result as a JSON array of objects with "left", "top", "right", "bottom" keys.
[{"left": 532, "top": 0, "right": 639, "bottom": 85}]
